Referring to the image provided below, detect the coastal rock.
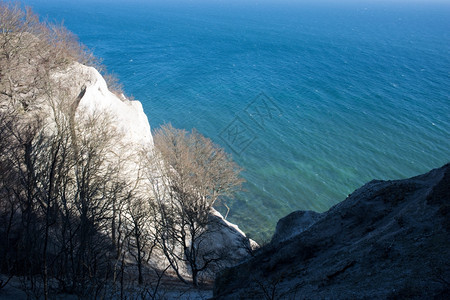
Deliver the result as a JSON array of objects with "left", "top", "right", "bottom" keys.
[
  {"left": 271, "top": 210, "right": 322, "bottom": 244},
  {"left": 208, "top": 209, "right": 258, "bottom": 259},
  {"left": 214, "top": 164, "right": 450, "bottom": 299}
]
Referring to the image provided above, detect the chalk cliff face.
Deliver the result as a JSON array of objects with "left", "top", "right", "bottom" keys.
[
  {"left": 214, "top": 164, "right": 450, "bottom": 299},
  {"left": 53, "top": 62, "right": 153, "bottom": 148},
  {"left": 58, "top": 62, "right": 254, "bottom": 273}
]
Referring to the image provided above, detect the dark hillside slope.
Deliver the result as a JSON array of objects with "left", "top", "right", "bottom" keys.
[{"left": 214, "top": 164, "right": 450, "bottom": 299}]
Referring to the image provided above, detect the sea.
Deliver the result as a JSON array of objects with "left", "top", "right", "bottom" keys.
[{"left": 22, "top": 0, "right": 450, "bottom": 242}]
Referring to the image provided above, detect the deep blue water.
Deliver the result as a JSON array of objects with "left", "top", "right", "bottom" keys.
[{"left": 21, "top": 0, "right": 450, "bottom": 241}]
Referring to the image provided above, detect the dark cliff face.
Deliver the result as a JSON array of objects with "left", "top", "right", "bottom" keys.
[{"left": 214, "top": 164, "right": 450, "bottom": 299}]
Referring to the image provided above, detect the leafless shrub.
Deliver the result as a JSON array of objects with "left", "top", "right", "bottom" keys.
[
  {"left": 147, "top": 124, "right": 244, "bottom": 287},
  {"left": 254, "top": 275, "right": 282, "bottom": 300}
]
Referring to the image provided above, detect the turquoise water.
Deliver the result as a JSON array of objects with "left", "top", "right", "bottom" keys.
[{"left": 24, "top": 0, "right": 449, "bottom": 241}]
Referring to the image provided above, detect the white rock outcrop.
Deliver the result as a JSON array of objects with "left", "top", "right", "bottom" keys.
[{"left": 54, "top": 62, "right": 153, "bottom": 148}]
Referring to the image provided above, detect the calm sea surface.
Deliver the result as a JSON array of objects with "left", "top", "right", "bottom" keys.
[{"left": 24, "top": 0, "right": 450, "bottom": 241}]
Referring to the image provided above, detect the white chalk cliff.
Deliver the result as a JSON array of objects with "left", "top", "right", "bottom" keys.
[
  {"left": 53, "top": 62, "right": 153, "bottom": 148},
  {"left": 54, "top": 62, "right": 255, "bottom": 273}
]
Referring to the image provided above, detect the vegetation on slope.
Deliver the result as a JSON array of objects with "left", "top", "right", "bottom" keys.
[{"left": 0, "top": 2, "right": 245, "bottom": 298}]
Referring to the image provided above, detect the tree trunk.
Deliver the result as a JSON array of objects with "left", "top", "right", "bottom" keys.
[
  {"left": 135, "top": 224, "right": 143, "bottom": 285},
  {"left": 192, "top": 269, "right": 199, "bottom": 287}
]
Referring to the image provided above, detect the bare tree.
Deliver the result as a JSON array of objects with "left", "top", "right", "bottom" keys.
[
  {"left": 126, "top": 196, "right": 157, "bottom": 285},
  {"left": 148, "top": 124, "right": 243, "bottom": 286},
  {"left": 0, "top": 106, "right": 20, "bottom": 291},
  {"left": 63, "top": 110, "right": 121, "bottom": 293}
]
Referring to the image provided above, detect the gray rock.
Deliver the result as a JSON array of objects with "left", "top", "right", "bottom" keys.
[{"left": 271, "top": 210, "right": 322, "bottom": 244}]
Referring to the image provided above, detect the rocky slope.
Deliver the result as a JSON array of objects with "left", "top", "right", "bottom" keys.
[{"left": 214, "top": 164, "right": 450, "bottom": 299}]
